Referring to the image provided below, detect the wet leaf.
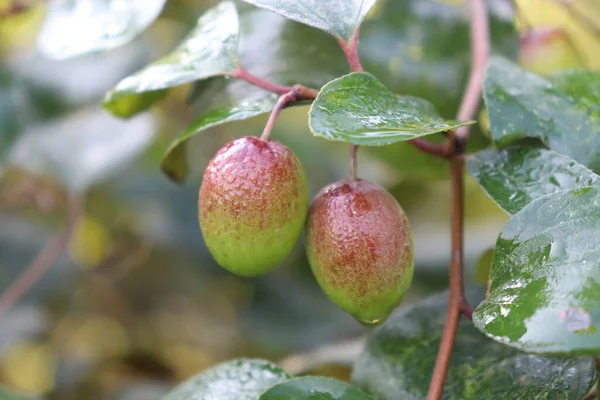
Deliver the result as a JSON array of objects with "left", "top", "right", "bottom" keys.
[
  {"left": 239, "top": 0, "right": 376, "bottom": 42},
  {"left": 259, "top": 377, "right": 372, "bottom": 400},
  {"left": 484, "top": 57, "right": 600, "bottom": 172},
  {"left": 467, "top": 146, "right": 600, "bottom": 215},
  {"left": 9, "top": 109, "right": 155, "bottom": 193},
  {"left": 473, "top": 186, "right": 600, "bottom": 355},
  {"left": 162, "top": 358, "right": 290, "bottom": 400},
  {"left": 38, "top": 0, "right": 167, "bottom": 60},
  {"left": 104, "top": 1, "right": 240, "bottom": 117},
  {"left": 309, "top": 72, "right": 474, "bottom": 146},
  {"left": 352, "top": 288, "right": 597, "bottom": 399}
]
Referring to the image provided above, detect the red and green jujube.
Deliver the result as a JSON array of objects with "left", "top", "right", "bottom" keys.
[
  {"left": 306, "top": 178, "right": 414, "bottom": 325},
  {"left": 198, "top": 136, "right": 308, "bottom": 277}
]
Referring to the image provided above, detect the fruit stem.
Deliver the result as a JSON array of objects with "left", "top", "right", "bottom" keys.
[
  {"left": 260, "top": 85, "right": 318, "bottom": 140},
  {"left": 339, "top": 29, "right": 364, "bottom": 180},
  {"left": 0, "top": 195, "right": 82, "bottom": 320},
  {"left": 349, "top": 145, "right": 358, "bottom": 180},
  {"left": 426, "top": 0, "right": 489, "bottom": 399}
]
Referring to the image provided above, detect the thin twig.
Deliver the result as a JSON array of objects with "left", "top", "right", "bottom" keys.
[
  {"left": 230, "top": 66, "right": 293, "bottom": 95},
  {"left": 454, "top": 0, "right": 490, "bottom": 142},
  {"left": 260, "top": 84, "right": 318, "bottom": 140},
  {"left": 427, "top": 157, "right": 465, "bottom": 400},
  {"left": 426, "top": 0, "right": 490, "bottom": 398},
  {"left": 0, "top": 195, "right": 82, "bottom": 319},
  {"left": 349, "top": 144, "right": 358, "bottom": 179},
  {"left": 409, "top": 138, "right": 452, "bottom": 158}
]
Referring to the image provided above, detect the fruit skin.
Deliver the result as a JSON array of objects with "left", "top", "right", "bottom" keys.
[
  {"left": 306, "top": 178, "right": 414, "bottom": 325},
  {"left": 199, "top": 136, "right": 308, "bottom": 277}
]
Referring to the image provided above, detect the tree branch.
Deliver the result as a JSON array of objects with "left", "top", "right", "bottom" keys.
[
  {"left": 408, "top": 138, "right": 452, "bottom": 158},
  {"left": 427, "top": 0, "right": 490, "bottom": 398},
  {"left": 0, "top": 195, "right": 82, "bottom": 319},
  {"left": 338, "top": 29, "right": 364, "bottom": 73},
  {"left": 454, "top": 0, "right": 490, "bottom": 143},
  {"left": 260, "top": 84, "right": 318, "bottom": 140},
  {"left": 230, "top": 66, "right": 294, "bottom": 95}
]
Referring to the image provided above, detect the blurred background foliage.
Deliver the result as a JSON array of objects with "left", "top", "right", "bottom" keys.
[{"left": 0, "top": 0, "right": 598, "bottom": 398}]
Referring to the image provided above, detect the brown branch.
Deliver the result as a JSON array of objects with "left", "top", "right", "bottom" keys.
[
  {"left": 338, "top": 29, "right": 364, "bottom": 73},
  {"left": 0, "top": 195, "right": 82, "bottom": 319},
  {"left": 260, "top": 84, "right": 318, "bottom": 140},
  {"left": 454, "top": 0, "right": 490, "bottom": 143},
  {"left": 427, "top": 156, "right": 465, "bottom": 400},
  {"left": 409, "top": 138, "right": 452, "bottom": 158},
  {"left": 230, "top": 66, "right": 294, "bottom": 95},
  {"left": 426, "top": 0, "right": 490, "bottom": 398}
]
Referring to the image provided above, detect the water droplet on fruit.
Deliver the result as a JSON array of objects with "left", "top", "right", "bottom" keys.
[{"left": 357, "top": 317, "right": 384, "bottom": 327}]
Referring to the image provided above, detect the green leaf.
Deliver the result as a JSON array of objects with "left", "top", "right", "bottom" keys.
[
  {"left": 484, "top": 57, "right": 600, "bottom": 172},
  {"left": 259, "top": 377, "right": 373, "bottom": 400},
  {"left": 308, "top": 72, "right": 474, "bottom": 146},
  {"left": 104, "top": 1, "right": 240, "bottom": 118},
  {"left": 239, "top": 0, "right": 376, "bottom": 42},
  {"left": 473, "top": 186, "right": 600, "bottom": 355},
  {"left": 162, "top": 358, "right": 290, "bottom": 400},
  {"left": 467, "top": 146, "right": 600, "bottom": 215},
  {"left": 37, "top": 0, "right": 167, "bottom": 60},
  {"left": 9, "top": 109, "right": 155, "bottom": 193},
  {"left": 352, "top": 288, "right": 597, "bottom": 400}
]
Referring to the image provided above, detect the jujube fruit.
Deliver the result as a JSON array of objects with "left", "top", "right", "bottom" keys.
[
  {"left": 198, "top": 136, "right": 308, "bottom": 277},
  {"left": 306, "top": 178, "right": 414, "bottom": 325}
]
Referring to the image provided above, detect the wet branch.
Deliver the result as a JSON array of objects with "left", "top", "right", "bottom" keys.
[{"left": 426, "top": 0, "right": 490, "bottom": 399}]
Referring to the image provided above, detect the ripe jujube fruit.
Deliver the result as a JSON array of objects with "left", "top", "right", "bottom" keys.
[
  {"left": 198, "top": 136, "right": 308, "bottom": 277},
  {"left": 306, "top": 178, "right": 414, "bottom": 325}
]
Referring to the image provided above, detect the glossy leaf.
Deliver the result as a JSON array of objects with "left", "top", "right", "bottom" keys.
[
  {"left": 239, "top": 0, "right": 376, "bottom": 42},
  {"left": 9, "top": 109, "right": 155, "bottom": 193},
  {"left": 467, "top": 146, "right": 600, "bottom": 215},
  {"left": 484, "top": 57, "right": 600, "bottom": 172},
  {"left": 309, "top": 72, "right": 474, "bottom": 146},
  {"left": 473, "top": 186, "right": 600, "bottom": 355},
  {"left": 38, "top": 0, "right": 167, "bottom": 60},
  {"left": 104, "top": 1, "right": 240, "bottom": 117},
  {"left": 259, "top": 377, "right": 372, "bottom": 400},
  {"left": 162, "top": 358, "right": 290, "bottom": 400},
  {"left": 352, "top": 288, "right": 597, "bottom": 399}
]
